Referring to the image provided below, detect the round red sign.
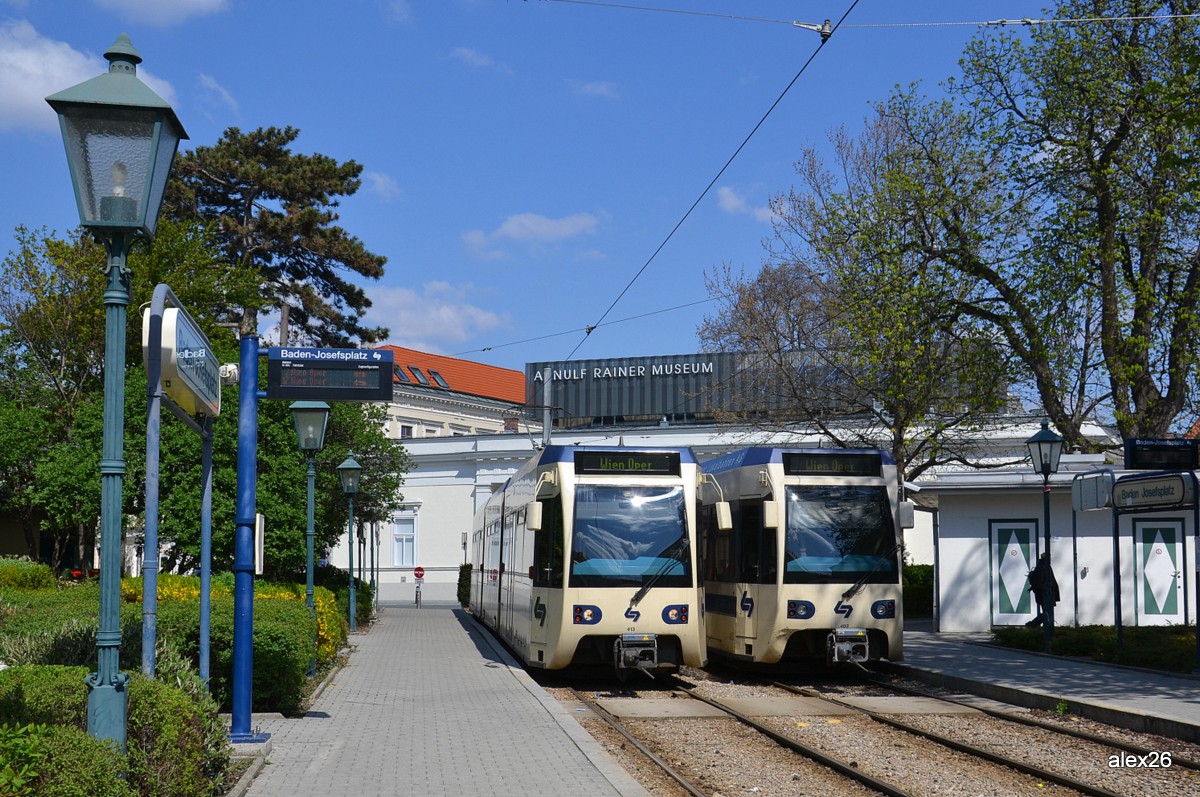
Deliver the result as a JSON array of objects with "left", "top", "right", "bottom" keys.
[{"left": 414, "top": 567, "right": 425, "bottom": 579}]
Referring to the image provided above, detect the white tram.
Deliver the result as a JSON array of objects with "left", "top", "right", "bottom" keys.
[
  {"left": 470, "top": 445, "right": 720, "bottom": 674},
  {"left": 699, "top": 447, "right": 913, "bottom": 666}
]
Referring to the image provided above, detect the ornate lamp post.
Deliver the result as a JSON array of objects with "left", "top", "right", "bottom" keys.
[
  {"left": 338, "top": 452, "right": 363, "bottom": 631},
  {"left": 290, "top": 401, "right": 330, "bottom": 676},
  {"left": 46, "top": 33, "right": 186, "bottom": 750},
  {"left": 1026, "top": 419, "right": 1064, "bottom": 653}
]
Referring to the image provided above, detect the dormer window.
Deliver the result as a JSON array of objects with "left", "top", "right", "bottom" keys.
[
  {"left": 409, "top": 366, "right": 431, "bottom": 386},
  {"left": 429, "top": 369, "right": 450, "bottom": 389}
]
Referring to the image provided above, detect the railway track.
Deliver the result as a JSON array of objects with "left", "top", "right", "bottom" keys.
[{"left": 557, "top": 675, "right": 1200, "bottom": 797}]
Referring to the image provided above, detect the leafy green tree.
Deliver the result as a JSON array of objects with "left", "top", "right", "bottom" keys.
[
  {"left": 702, "top": 100, "right": 1015, "bottom": 478},
  {"left": 165, "top": 126, "right": 388, "bottom": 345},
  {"left": 952, "top": 0, "right": 1200, "bottom": 441}
]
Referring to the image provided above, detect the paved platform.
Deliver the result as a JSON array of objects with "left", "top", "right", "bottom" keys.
[
  {"left": 889, "top": 627, "right": 1200, "bottom": 742},
  {"left": 234, "top": 603, "right": 649, "bottom": 797}
]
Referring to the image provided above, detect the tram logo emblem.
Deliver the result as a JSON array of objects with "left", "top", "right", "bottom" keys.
[
  {"left": 624, "top": 607, "right": 641, "bottom": 622},
  {"left": 834, "top": 600, "right": 854, "bottom": 619},
  {"left": 534, "top": 597, "right": 546, "bottom": 626},
  {"left": 740, "top": 591, "right": 755, "bottom": 617}
]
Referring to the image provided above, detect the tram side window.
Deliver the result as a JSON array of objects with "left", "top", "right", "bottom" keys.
[
  {"left": 706, "top": 499, "right": 737, "bottom": 581},
  {"left": 532, "top": 496, "right": 564, "bottom": 588}
]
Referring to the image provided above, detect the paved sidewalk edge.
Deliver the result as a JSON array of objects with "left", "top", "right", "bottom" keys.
[{"left": 464, "top": 611, "right": 652, "bottom": 797}]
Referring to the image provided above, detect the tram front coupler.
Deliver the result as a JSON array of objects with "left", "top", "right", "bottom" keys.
[
  {"left": 614, "top": 633, "right": 660, "bottom": 670},
  {"left": 827, "top": 627, "right": 870, "bottom": 664}
]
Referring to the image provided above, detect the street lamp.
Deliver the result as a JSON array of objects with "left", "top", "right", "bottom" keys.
[
  {"left": 1026, "top": 418, "right": 1064, "bottom": 653},
  {"left": 338, "top": 452, "right": 363, "bottom": 631},
  {"left": 290, "top": 401, "right": 330, "bottom": 676},
  {"left": 46, "top": 33, "right": 186, "bottom": 750}
]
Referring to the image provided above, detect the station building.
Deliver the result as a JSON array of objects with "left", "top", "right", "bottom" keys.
[{"left": 328, "top": 348, "right": 1190, "bottom": 642}]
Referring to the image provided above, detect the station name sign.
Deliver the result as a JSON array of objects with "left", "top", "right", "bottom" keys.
[
  {"left": 1113, "top": 472, "right": 1195, "bottom": 509},
  {"left": 142, "top": 306, "right": 221, "bottom": 417},
  {"left": 266, "top": 347, "right": 394, "bottom": 402},
  {"left": 532, "top": 360, "right": 716, "bottom": 382}
]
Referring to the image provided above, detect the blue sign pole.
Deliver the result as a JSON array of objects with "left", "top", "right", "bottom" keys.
[{"left": 230, "top": 334, "right": 267, "bottom": 744}]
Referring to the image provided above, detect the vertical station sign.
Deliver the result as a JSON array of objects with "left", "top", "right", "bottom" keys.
[{"left": 266, "top": 347, "right": 394, "bottom": 402}]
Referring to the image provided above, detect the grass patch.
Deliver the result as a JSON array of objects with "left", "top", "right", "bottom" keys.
[{"left": 992, "top": 624, "right": 1200, "bottom": 674}]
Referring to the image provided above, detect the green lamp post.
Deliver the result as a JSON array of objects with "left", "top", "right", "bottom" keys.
[
  {"left": 46, "top": 33, "right": 186, "bottom": 750},
  {"left": 290, "top": 401, "right": 331, "bottom": 676},
  {"left": 1026, "top": 419, "right": 1064, "bottom": 654},
  {"left": 338, "top": 453, "right": 363, "bottom": 631}
]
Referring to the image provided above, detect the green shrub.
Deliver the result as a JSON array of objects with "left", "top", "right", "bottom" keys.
[
  {"left": 992, "top": 624, "right": 1198, "bottom": 673},
  {"left": 23, "top": 724, "right": 135, "bottom": 797},
  {"left": 315, "top": 564, "right": 372, "bottom": 628},
  {"left": 458, "top": 563, "right": 472, "bottom": 607},
  {"left": 0, "top": 722, "right": 47, "bottom": 796},
  {"left": 0, "top": 559, "right": 56, "bottom": 591},
  {"left": 903, "top": 583, "right": 933, "bottom": 617},
  {"left": 207, "top": 596, "right": 311, "bottom": 715},
  {"left": 0, "top": 664, "right": 227, "bottom": 797},
  {"left": 903, "top": 564, "right": 933, "bottom": 585}
]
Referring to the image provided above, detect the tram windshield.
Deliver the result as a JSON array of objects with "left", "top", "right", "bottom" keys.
[
  {"left": 783, "top": 485, "right": 899, "bottom": 584},
  {"left": 569, "top": 484, "right": 692, "bottom": 588}
]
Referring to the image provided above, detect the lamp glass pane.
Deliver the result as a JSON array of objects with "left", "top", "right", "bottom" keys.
[{"left": 60, "top": 106, "right": 158, "bottom": 227}]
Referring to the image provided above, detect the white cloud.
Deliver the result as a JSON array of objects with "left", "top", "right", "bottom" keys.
[
  {"left": 569, "top": 80, "right": 620, "bottom": 100},
  {"left": 449, "top": 47, "right": 512, "bottom": 75},
  {"left": 365, "top": 282, "right": 509, "bottom": 352},
  {"left": 384, "top": 0, "right": 413, "bottom": 24},
  {"left": 363, "top": 171, "right": 402, "bottom": 201},
  {"left": 0, "top": 22, "right": 175, "bottom": 133},
  {"left": 464, "top": 211, "right": 600, "bottom": 259},
  {"left": 93, "top": 0, "right": 228, "bottom": 26},
  {"left": 716, "top": 186, "right": 773, "bottom": 223},
  {"left": 198, "top": 73, "right": 238, "bottom": 114},
  {"left": 494, "top": 212, "right": 599, "bottom": 242}
]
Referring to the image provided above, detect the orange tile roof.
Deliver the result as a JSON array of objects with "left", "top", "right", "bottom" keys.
[{"left": 378, "top": 346, "right": 526, "bottom": 405}]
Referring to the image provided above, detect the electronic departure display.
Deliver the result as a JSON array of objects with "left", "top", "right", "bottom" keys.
[
  {"left": 1123, "top": 439, "right": 1200, "bottom": 471},
  {"left": 783, "top": 451, "right": 882, "bottom": 477},
  {"left": 265, "top": 347, "right": 394, "bottom": 402},
  {"left": 574, "top": 450, "right": 681, "bottom": 476}
]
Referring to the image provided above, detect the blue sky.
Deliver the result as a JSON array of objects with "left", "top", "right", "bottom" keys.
[{"left": 0, "top": 1, "right": 1049, "bottom": 373}]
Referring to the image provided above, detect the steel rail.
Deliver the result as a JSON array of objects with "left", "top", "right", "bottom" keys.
[{"left": 780, "top": 682, "right": 1126, "bottom": 797}]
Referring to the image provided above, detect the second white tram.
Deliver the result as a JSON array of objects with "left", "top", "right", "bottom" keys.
[
  {"left": 470, "top": 445, "right": 719, "bottom": 674},
  {"left": 699, "top": 447, "right": 912, "bottom": 666}
]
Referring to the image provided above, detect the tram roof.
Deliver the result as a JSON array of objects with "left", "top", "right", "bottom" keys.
[
  {"left": 701, "top": 446, "right": 895, "bottom": 474},
  {"left": 536, "top": 444, "right": 699, "bottom": 466}
]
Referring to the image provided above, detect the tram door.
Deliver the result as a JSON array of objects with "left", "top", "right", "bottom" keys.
[
  {"left": 735, "top": 497, "right": 767, "bottom": 646},
  {"left": 530, "top": 492, "right": 564, "bottom": 651},
  {"left": 1134, "top": 519, "right": 1185, "bottom": 626}
]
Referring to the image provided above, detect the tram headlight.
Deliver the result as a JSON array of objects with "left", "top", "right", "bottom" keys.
[
  {"left": 661, "top": 604, "right": 689, "bottom": 624},
  {"left": 573, "top": 605, "right": 602, "bottom": 625},
  {"left": 871, "top": 600, "right": 896, "bottom": 619},
  {"left": 787, "top": 600, "right": 815, "bottom": 620}
]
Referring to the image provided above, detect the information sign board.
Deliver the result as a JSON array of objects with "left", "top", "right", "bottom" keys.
[
  {"left": 266, "top": 347, "right": 394, "bottom": 402},
  {"left": 142, "top": 306, "right": 221, "bottom": 416}
]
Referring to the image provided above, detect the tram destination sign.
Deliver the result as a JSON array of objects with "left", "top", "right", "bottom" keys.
[
  {"left": 266, "top": 347, "right": 394, "bottom": 402},
  {"left": 784, "top": 451, "right": 882, "bottom": 477},
  {"left": 574, "top": 450, "right": 681, "bottom": 476}
]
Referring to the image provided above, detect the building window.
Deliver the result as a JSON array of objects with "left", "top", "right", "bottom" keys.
[
  {"left": 429, "top": 369, "right": 450, "bottom": 389},
  {"left": 393, "top": 364, "right": 411, "bottom": 382},
  {"left": 399, "top": 424, "right": 413, "bottom": 439},
  {"left": 409, "top": 366, "right": 431, "bottom": 386},
  {"left": 393, "top": 511, "right": 416, "bottom": 567}
]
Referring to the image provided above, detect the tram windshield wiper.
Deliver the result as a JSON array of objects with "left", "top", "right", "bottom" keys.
[
  {"left": 629, "top": 536, "right": 689, "bottom": 608},
  {"left": 841, "top": 543, "right": 901, "bottom": 601}
]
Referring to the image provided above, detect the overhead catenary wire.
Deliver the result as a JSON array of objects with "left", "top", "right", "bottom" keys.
[
  {"left": 459, "top": 3, "right": 1195, "bottom": 363},
  {"left": 562, "top": 1, "right": 863, "bottom": 361}
]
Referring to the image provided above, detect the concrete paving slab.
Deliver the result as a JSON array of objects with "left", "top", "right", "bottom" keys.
[
  {"left": 839, "top": 695, "right": 982, "bottom": 715},
  {"left": 596, "top": 696, "right": 727, "bottom": 718},
  {"left": 724, "top": 696, "right": 857, "bottom": 717}
]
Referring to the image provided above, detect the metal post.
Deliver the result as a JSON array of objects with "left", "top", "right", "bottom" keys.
[
  {"left": 230, "top": 334, "right": 267, "bottom": 744},
  {"left": 86, "top": 233, "right": 133, "bottom": 750},
  {"left": 369, "top": 521, "right": 377, "bottom": 613},
  {"left": 347, "top": 495, "right": 357, "bottom": 631},
  {"left": 305, "top": 452, "right": 317, "bottom": 676},
  {"left": 200, "top": 416, "right": 213, "bottom": 686},
  {"left": 1042, "top": 478, "right": 1054, "bottom": 653},
  {"left": 142, "top": 284, "right": 162, "bottom": 678}
]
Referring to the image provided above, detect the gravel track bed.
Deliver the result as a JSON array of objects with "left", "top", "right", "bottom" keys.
[{"left": 552, "top": 677, "right": 1200, "bottom": 797}]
